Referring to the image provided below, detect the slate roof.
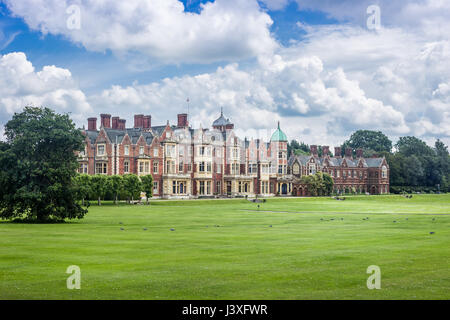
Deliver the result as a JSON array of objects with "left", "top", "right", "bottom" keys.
[
  {"left": 151, "top": 125, "right": 167, "bottom": 137},
  {"left": 86, "top": 130, "right": 99, "bottom": 144},
  {"left": 288, "top": 155, "right": 385, "bottom": 169},
  {"left": 104, "top": 128, "right": 126, "bottom": 144},
  {"left": 365, "top": 158, "right": 384, "bottom": 167},
  {"left": 289, "top": 155, "right": 312, "bottom": 166}
]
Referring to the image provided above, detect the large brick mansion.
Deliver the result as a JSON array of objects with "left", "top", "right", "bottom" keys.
[{"left": 78, "top": 111, "right": 389, "bottom": 198}]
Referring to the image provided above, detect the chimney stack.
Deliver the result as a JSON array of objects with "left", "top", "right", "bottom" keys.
[
  {"left": 112, "top": 116, "right": 119, "bottom": 129},
  {"left": 345, "top": 147, "right": 353, "bottom": 158},
  {"left": 322, "top": 146, "right": 329, "bottom": 157},
  {"left": 100, "top": 114, "right": 111, "bottom": 129},
  {"left": 134, "top": 114, "right": 144, "bottom": 128},
  {"left": 118, "top": 119, "right": 126, "bottom": 130},
  {"left": 310, "top": 145, "right": 318, "bottom": 156},
  {"left": 177, "top": 113, "right": 188, "bottom": 127},
  {"left": 335, "top": 147, "right": 342, "bottom": 158},
  {"left": 143, "top": 115, "right": 151, "bottom": 129},
  {"left": 87, "top": 117, "right": 97, "bottom": 131},
  {"left": 356, "top": 148, "right": 363, "bottom": 158}
]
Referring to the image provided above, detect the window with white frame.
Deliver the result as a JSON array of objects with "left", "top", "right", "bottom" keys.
[
  {"left": 124, "top": 145, "right": 129, "bottom": 156},
  {"left": 124, "top": 160, "right": 129, "bottom": 173},
  {"left": 97, "top": 144, "right": 105, "bottom": 156},
  {"left": 216, "top": 181, "right": 221, "bottom": 193},
  {"left": 95, "top": 162, "right": 107, "bottom": 174},
  {"left": 382, "top": 165, "right": 387, "bottom": 178},
  {"left": 78, "top": 163, "right": 88, "bottom": 174},
  {"left": 153, "top": 161, "right": 159, "bottom": 174},
  {"left": 139, "top": 146, "right": 144, "bottom": 155}
]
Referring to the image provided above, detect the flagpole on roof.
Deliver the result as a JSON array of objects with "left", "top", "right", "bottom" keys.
[{"left": 186, "top": 97, "right": 190, "bottom": 123}]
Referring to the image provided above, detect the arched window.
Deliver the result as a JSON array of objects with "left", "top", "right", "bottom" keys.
[
  {"left": 308, "top": 163, "right": 316, "bottom": 175},
  {"left": 293, "top": 163, "right": 300, "bottom": 175}
]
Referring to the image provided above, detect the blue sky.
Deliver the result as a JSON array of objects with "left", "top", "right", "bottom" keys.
[
  {"left": 0, "top": 1, "right": 337, "bottom": 93},
  {"left": 0, "top": 0, "right": 449, "bottom": 146}
]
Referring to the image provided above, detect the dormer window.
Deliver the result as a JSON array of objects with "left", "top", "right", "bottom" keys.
[
  {"left": 124, "top": 145, "right": 129, "bottom": 156},
  {"left": 382, "top": 166, "right": 387, "bottom": 178},
  {"left": 97, "top": 144, "right": 105, "bottom": 156},
  {"left": 139, "top": 146, "right": 144, "bottom": 155}
]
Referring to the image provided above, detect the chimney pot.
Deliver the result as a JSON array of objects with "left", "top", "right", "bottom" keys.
[
  {"left": 134, "top": 114, "right": 144, "bottom": 128},
  {"left": 112, "top": 116, "right": 119, "bottom": 129},
  {"left": 335, "top": 147, "right": 342, "bottom": 158},
  {"left": 87, "top": 117, "right": 97, "bottom": 131},
  {"left": 100, "top": 114, "right": 111, "bottom": 129},
  {"left": 143, "top": 115, "right": 151, "bottom": 129},
  {"left": 177, "top": 113, "right": 188, "bottom": 127},
  {"left": 310, "top": 145, "right": 318, "bottom": 156},
  {"left": 345, "top": 147, "right": 353, "bottom": 158},
  {"left": 356, "top": 148, "right": 364, "bottom": 158},
  {"left": 118, "top": 119, "right": 126, "bottom": 130}
]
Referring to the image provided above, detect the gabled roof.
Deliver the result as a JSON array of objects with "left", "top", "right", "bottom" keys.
[
  {"left": 85, "top": 130, "right": 99, "bottom": 144},
  {"left": 104, "top": 128, "right": 126, "bottom": 144},
  {"left": 288, "top": 155, "right": 311, "bottom": 166},
  {"left": 151, "top": 125, "right": 168, "bottom": 137}
]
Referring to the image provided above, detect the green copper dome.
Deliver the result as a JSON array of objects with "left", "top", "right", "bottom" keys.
[{"left": 271, "top": 122, "right": 288, "bottom": 142}]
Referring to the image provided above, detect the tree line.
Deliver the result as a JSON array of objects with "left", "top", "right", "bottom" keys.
[
  {"left": 74, "top": 173, "right": 153, "bottom": 206},
  {"left": 289, "top": 130, "right": 450, "bottom": 193}
]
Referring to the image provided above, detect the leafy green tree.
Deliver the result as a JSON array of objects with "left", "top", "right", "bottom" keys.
[
  {"left": 108, "top": 175, "right": 123, "bottom": 205},
  {"left": 91, "top": 174, "right": 108, "bottom": 205},
  {"left": 301, "top": 172, "right": 333, "bottom": 196},
  {"left": 342, "top": 130, "right": 393, "bottom": 156},
  {"left": 140, "top": 174, "right": 153, "bottom": 204},
  {"left": 395, "top": 136, "right": 434, "bottom": 157},
  {"left": 123, "top": 174, "right": 142, "bottom": 203},
  {"left": 288, "top": 140, "right": 310, "bottom": 157},
  {"left": 73, "top": 174, "right": 92, "bottom": 206},
  {"left": 0, "top": 106, "right": 87, "bottom": 222},
  {"left": 323, "top": 173, "right": 334, "bottom": 195}
]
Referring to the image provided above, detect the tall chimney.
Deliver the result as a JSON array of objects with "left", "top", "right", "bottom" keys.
[
  {"left": 100, "top": 114, "right": 111, "bottom": 128},
  {"left": 112, "top": 116, "right": 119, "bottom": 129},
  {"left": 310, "top": 145, "right": 318, "bottom": 156},
  {"left": 118, "top": 119, "right": 126, "bottom": 130},
  {"left": 345, "top": 147, "right": 352, "bottom": 158},
  {"left": 177, "top": 113, "right": 188, "bottom": 127},
  {"left": 356, "top": 148, "right": 363, "bottom": 158},
  {"left": 134, "top": 114, "right": 144, "bottom": 128},
  {"left": 335, "top": 147, "right": 342, "bottom": 158},
  {"left": 143, "top": 115, "right": 151, "bottom": 129},
  {"left": 322, "top": 146, "right": 329, "bottom": 157},
  {"left": 87, "top": 117, "right": 97, "bottom": 131}
]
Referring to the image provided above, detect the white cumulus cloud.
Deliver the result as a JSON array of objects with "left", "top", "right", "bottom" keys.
[
  {"left": 0, "top": 52, "right": 92, "bottom": 126},
  {"left": 4, "top": 0, "right": 276, "bottom": 64}
]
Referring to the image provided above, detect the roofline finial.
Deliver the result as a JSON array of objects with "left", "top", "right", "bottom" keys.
[
  {"left": 221, "top": 106, "right": 223, "bottom": 116},
  {"left": 277, "top": 121, "right": 280, "bottom": 129}
]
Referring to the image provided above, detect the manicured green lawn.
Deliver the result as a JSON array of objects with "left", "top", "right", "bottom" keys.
[{"left": 1, "top": 194, "right": 449, "bottom": 299}]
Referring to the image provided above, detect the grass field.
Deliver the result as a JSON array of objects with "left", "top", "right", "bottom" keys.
[{"left": 0, "top": 194, "right": 449, "bottom": 299}]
